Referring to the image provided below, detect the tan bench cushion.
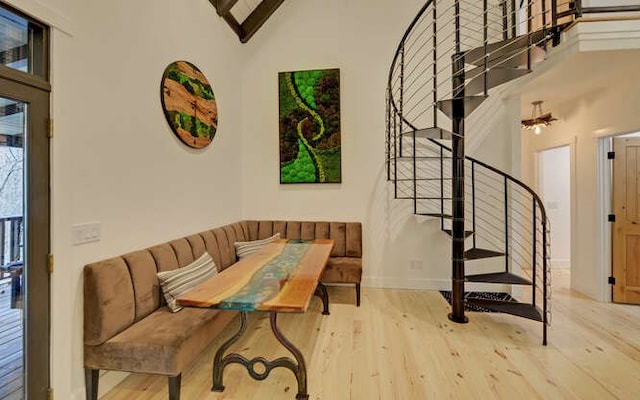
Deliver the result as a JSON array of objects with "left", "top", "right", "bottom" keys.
[
  {"left": 321, "top": 257, "right": 362, "bottom": 284},
  {"left": 84, "top": 307, "right": 236, "bottom": 376}
]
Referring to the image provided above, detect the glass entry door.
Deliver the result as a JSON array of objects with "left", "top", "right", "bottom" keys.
[
  {"left": 0, "top": 68, "right": 50, "bottom": 400},
  {"left": 0, "top": 3, "right": 50, "bottom": 399}
]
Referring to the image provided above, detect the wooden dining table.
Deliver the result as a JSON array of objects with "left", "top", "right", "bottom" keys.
[{"left": 177, "top": 238, "right": 334, "bottom": 400}]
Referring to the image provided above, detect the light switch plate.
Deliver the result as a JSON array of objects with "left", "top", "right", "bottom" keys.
[{"left": 72, "top": 222, "right": 101, "bottom": 245}]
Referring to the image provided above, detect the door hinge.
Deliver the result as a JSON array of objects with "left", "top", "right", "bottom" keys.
[
  {"left": 608, "top": 214, "right": 616, "bottom": 222},
  {"left": 47, "top": 118, "right": 53, "bottom": 138},
  {"left": 47, "top": 387, "right": 53, "bottom": 400},
  {"left": 607, "top": 151, "right": 615, "bottom": 159},
  {"left": 608, "top": 276, "right": 616, "bottom": 285},
  {"left": 47, "top": 253, "right": 53, "bottom": 274}
]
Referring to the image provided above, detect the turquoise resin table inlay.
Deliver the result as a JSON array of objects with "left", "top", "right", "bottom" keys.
[{"left": 218, "top": 242, "right": 312, "bottom": 311}]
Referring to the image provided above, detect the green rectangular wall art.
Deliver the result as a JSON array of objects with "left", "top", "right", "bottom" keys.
[{"left": 279, "top": 68, "right": 341, "bottom": 183}]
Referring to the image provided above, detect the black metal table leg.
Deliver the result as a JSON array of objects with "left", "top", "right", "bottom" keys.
[
  {"left": 314, "top": 282, "right": 330, "bottom": 315},
  {"left": 212, "top": 311, "right": 248, "bottom": 392},
  {"left": 270, "top": 311, "right": 308, "bottom": 400},
  {"left": 211, "top": 311, "right": 309, "bottom": 399}
]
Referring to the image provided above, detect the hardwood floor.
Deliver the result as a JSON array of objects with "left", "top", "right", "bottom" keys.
[{"left": 102, "top": 270, "right": 640, "bottom": 399}]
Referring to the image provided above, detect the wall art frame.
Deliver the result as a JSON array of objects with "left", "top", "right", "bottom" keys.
[
  {"left": 161, "top": 61, "right": 218, "bottom": 149},
  {"left": 278, "top": 68, "right": 341, "bottom": 183}
]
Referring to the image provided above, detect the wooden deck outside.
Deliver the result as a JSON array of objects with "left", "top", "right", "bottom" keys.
[{"left": 0, "top": 279, "right": 23, "bottom": 400}]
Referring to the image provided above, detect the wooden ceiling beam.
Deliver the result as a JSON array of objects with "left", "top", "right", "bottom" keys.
[
  {"left": 239, "top": 0, "right": 285, "bottom": 43},
  {"left": 209, "top": 0, "right": 245, "bottom": 40},
  {"left": 211, "top": 0, "right": 239, "bottom": 16},
  {"left": 221, "top": 12, "right": 245, "bottom": 40},
  {"left": 209, "top": 0, "right": 285, "bottom": 43}
]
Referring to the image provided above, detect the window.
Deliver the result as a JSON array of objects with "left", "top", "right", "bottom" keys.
[{"left": 0, "top": 5, "right": 47, "bottom": 79}]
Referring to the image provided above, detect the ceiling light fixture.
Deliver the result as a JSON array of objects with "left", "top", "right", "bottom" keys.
[{"left": 521, "top": 100, "right": 557, "bottom": 135}]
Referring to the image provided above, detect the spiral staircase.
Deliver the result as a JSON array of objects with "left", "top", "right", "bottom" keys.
[{"left": 385, "top": 0, "right": 582, "bottom": 345}]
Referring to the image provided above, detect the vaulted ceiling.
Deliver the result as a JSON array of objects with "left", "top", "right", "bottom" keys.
[{"left": 210, "top": 0, "right": 285, "bottom": 43}]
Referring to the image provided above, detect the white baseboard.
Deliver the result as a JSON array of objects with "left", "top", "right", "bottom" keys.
[
  {"left": 363, "top": 276, "right": 450, "bottom": 290},
  {"left": 362, "top": 277, "right": 511, "bottom": 293},
  {"left": 98, "top": 371, "right": 130, "bottom": 398}
]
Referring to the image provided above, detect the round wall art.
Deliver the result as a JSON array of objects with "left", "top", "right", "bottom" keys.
[{"left": 161, "top": 61, "right": 218, "bottom": 149}]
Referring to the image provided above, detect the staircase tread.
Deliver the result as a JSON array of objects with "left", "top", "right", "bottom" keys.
[
  {"left": 395, "top": 156, "right": 453, "bottom": 160},
  {"left": 464, "top": 298, "right": 543, "bottom": 321},
  {"left": 463, "top": 29, "right": 549, "bottom": 66},
  {"left": 396, "top": 178, "right": 452, "bottom": 181},
  {"left": 464, "top": 247, "right": 505, "bottom": 260},
  {"left": 397, "top": 197, "right": 452, "bottom": 200},
  {"left": 465, "top": 68, "right": 531, "bottom": 95},
  {"left": 465, "top": 272, "right": 532, "bottom": 285},
  {"left": 437, "top": 96, "right": 488, "bottom": 119},
  {"left": 468, "top": 46, "right": 546, "bottom": 69},
  {"left": 417, "top": 213, "right": 453, "bottom": 219},
  {"left": 400, "top": 127, "right": 461, "bottom": 140},
  {"left": 465, "top": 64, "right": 529, "bottom": 80},
  {"left": 443, "top": 229, "right": 474, "bottom": 238}
]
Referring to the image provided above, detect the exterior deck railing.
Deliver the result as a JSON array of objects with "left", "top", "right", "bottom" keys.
[{"left": 0, "top": 216, "right": 23, "bottom": 267}]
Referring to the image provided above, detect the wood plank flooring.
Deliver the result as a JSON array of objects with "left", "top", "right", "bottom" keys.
[
  {"left": 0, "top": 280, "right": 23, "bottom": 400},
  {"left": 101, "top": 270, "right": 640, "bottom": 399}
]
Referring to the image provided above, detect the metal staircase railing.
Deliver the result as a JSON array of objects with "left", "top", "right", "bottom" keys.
[{"left": 385, "top": 0, "right": 580, "bottom": 345}]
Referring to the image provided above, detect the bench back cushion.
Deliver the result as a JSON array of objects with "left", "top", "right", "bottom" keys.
[
  {"left": 84, "top": 222, "right": 247, "bottom": 346},
  {"left": 84, "top": 257, "right": 136, "bottom": 346},
  {"left": 242, "top": 221, "right": 362, "bottom": 257}
]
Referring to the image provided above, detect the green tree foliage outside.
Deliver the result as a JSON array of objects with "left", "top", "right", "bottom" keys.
[{"left": 281, "top": 139, "right": 317, "bottom": 183}]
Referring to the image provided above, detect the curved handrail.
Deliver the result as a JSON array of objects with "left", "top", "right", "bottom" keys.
[
  {"left": 386, "top": 0, "right": 433, "bottom": 130},
  {"left": 429, "top": 138, "right": 548, "bottom": 223}
]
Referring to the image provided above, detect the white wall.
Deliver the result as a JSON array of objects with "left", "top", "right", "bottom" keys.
[
  {"left": 7, "top": 0, "right": 246, "bottom": 399},
  {"left": 240, "top": 0, "right": 430, "bottom": 289},
  {"left": 522, "top": 50, "right": 640, "bottom": 300},
  {"left": 539, "top": 145, "right": 571, "bottom": 268},
  {"left": 240, "top": 0, "right": 518, "bottom": 290}
]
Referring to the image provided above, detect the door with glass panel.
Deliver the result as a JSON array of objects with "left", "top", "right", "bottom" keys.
[{"left": 0, "top": 3, "right": 50, "bottom": 399}]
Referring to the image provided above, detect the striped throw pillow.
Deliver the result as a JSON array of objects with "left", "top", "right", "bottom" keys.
[
  {"left": 157, "top": 252, "right": 218, "bottom": 312},
  {"left": 234, "top": 233, "right": 281, "bottom": 259}
]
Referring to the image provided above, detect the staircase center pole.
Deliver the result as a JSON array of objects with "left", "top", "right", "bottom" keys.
[
  {"left": 449, "top": 0, "right": 468, "bottom": 324},
  {"left": 449, "top": 54, "right": 468, "bottom": 324}
]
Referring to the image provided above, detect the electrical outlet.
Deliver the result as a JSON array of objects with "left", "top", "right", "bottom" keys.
[{"left": 72, "top": 222, "right": 101, "bottom": 245}]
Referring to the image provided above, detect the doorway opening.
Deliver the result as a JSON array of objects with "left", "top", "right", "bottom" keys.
[
  {"left": 0, "top": 2, "right": 50, "bottom": 399},
  {"left": 604, "top": 131, "right": 640, "bottom": 304},
  {"left": 538, "top": 145, "right": 572, "bottom": 287}
]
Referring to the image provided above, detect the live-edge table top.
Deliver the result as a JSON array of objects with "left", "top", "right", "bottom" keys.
[{"left": 176, "top": 239, "right": 334, "bottom": 313}]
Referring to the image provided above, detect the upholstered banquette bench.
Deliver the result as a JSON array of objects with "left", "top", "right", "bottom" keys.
[{"left": 83, "top": 220, "right": 362, "bottom": 400}]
